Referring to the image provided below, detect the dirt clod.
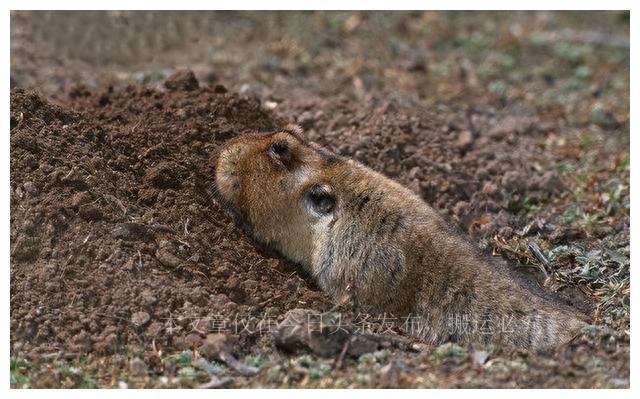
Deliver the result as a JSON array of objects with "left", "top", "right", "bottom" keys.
[
  {"left": 532, "top": 171, "right": 565, "bottom": 194},
  {"left": 131, "top": 311, "right": 151, "bottom": 327},
  {"left": 455, "top": 130, "right": 474, "bottom": 151},
  {"left": 78, "top": 204, "right": 103, "bottom": 221},
  {"left": 164, "top": 69, "right": 200, "bottom": 91},
  {"left": 273, "top": 309, "right": 378, "bottom": 358},
  {"left": 198, "top": 334, "right": 233, "bottom": 360},
  {"left": 129, "top": 357, "right": 149, "bottom": 377}
]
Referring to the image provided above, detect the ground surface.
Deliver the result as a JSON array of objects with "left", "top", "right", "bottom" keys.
[{"left": 10, "top": 11, "right": 629, "bottom": 388}]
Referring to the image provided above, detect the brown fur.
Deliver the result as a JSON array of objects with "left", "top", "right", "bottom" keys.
[{"left": 214, "top": 128, "right": 588, "bottom": 351}]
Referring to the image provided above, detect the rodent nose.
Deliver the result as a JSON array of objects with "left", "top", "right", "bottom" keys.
[
  {"left": 215, "top": 143, "right": 243, "bottom": 202},
  {"left": 216, "top": 142, "right": 241, "bottom": 171}
]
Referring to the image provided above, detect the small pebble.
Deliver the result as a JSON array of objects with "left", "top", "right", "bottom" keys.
[{"left": 131, "top": 311, "right": 150, "bottom": 327}]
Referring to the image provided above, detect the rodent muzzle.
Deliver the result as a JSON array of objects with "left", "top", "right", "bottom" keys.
[{"left": 214, "top": 141, "right": 245, "bottom": 205}]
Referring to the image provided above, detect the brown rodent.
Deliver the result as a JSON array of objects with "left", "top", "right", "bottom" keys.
[{"left": 214, "top": 126, "right": 587, "bottom": 351}]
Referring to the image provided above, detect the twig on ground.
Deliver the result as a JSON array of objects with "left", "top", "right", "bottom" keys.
[
  {"left": 333, "top": 339, "right": 350, "bottom": 370},
  {"left": 198, "top": 375, "right": 233, "bottom": 389},
  {"left": 528, "top": 242, "right": 551, "bottom": 277},
  {"left": 219, "top": 351, "right": 259, "bottom": 376}
]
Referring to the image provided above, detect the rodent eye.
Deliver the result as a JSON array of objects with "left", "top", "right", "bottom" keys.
[
  {"left": 305, "top": 184, "right": 336, "bottom": 215},
  {"left": 269, "top": 140, "right": 289, "bottom": 159}
]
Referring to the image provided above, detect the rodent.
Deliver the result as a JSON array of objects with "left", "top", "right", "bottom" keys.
[{"left": 214, "top": 125, "right": 588, "bottom": 351}]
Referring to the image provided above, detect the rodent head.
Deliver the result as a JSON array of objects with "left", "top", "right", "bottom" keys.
[
  {"left": 216, "top": 128, "right": 441, "bottom": 315},
  {"left": 215, "top": 128, "right": 341, "bottom": 267}
]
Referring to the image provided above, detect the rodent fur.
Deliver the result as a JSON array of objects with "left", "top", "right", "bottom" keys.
[{"left": 214, "top": 126, "right": 587, "bottom": 351}]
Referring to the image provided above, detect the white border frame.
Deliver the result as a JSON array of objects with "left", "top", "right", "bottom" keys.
[{"left": 3, "top": 2, "right": 635, "bottom": 398}]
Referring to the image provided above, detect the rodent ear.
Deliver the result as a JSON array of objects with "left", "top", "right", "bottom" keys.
[
  {"left": 268, "top": 140, "right": 292, "bottom": 164},
  {"left": 283, "top": 123, "right": 304, "bottom": 138}
]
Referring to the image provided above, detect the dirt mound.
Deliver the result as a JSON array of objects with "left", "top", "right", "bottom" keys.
[{"left": 10, "top": 82, "right": 335, "bottom": 364}]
